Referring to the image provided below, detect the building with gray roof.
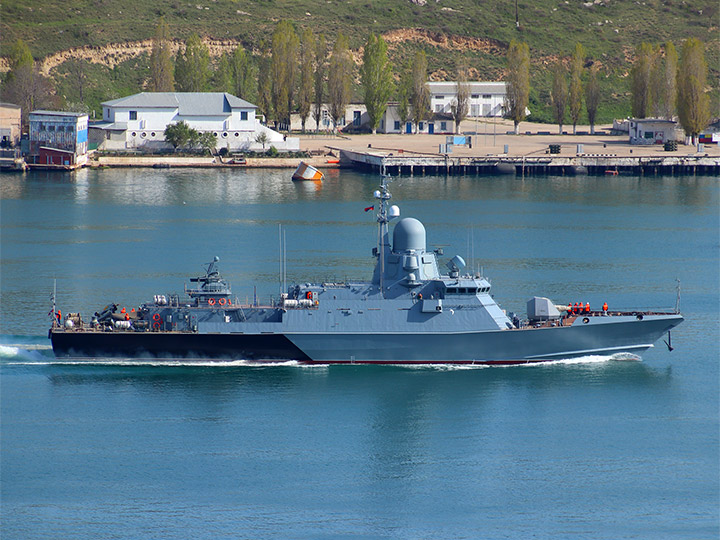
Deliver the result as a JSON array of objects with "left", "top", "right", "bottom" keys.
[{"left": 95, "top": 92, "right": 296, "bottom": 152}]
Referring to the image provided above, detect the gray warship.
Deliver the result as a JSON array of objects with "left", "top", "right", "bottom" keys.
[{"left": 50, "top": 178, "right": 683, "bottom": 364}]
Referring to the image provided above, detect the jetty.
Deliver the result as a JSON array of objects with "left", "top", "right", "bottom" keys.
[{"left": 334, "top": 148, "right": 719, "bottom": 176}]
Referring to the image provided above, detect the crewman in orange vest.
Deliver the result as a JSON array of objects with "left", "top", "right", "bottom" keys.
[
  {"left": 602, "top": 302, "right": 608, "bottom": 315},
  {"left": 585, "top": 302, "right": 590, "bottom": 313},
  {"left": 573, "top": 302, "right": 579, "bottom": 314},
  {"left": 567, "top": 303, "right": 572, "bottom": 317}
]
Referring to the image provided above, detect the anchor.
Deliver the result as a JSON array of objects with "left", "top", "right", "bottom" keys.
[{"left": 663, "top": 331, "right": 674, "bottom": 352}]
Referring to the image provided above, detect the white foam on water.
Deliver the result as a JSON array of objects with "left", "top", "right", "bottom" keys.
[{"left": 0, "top": 345, "right": 51, "bottom": 363}]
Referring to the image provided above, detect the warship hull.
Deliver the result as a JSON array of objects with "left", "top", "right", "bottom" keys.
[{"left": 50, "top": 313, "right": 682, "bottom": 364}]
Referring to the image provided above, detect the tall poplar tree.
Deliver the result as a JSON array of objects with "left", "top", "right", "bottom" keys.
[
  {"left": 232, "top": 44, "right": 257, "bottom": 102},
  {"left": 677, "top": 38, "right": 710, "bottom": 143},
  {"left": 213, "top": 53, "right": 234, "bottom": 94},
  {"left": 396, "top": 62, "right": 413, "bottom": 134},
  {"left": 328, "top": 33, "right": 353, "bottom": 131},
  {"left": 409, "top": 50, "right": 430, "bottom": 133},
  {"left": 175, "top": 34, "right": 210, "bottom": 92},
  {"left": 450, "top": 61, "right": 470, "bottom": 134},
  {"left": 312, "top": 35, "right": 327, "bottom": 132},
  {"left": 631, "top": 42, "right": 654, "bottom": 118},
  {"left": 550, "top": 62, "right": 568, "bottom": 134},
  {"left": 298, "top": 28, "right": 316, "bottom": 132},
  {"left": 361, "top": 33, "right": 394, "bottom": 134},
  {"left": 660, "top": 41, "right": 678, "bottom": 120},
  {"left": 255, "top": 39, "right": 273, "bottom": 122},
  {"left": 585, "top": 65, "right": 600, "bottom": 135},
  {"left": 504, "top": 39, "right": 530, "bottom": 134},
  {"left": 568, "top": 43, "right": 585, "bottom": 134},
  {"left": 270, "top": 20, "right": 299, "bottom": 127},
  {"left": 149, "top": 17, "right": 175, "bottom": 92}
]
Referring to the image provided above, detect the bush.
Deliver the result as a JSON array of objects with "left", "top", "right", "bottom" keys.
[{"left": 265, "top": 146, "right": 279, "bottom": 157}]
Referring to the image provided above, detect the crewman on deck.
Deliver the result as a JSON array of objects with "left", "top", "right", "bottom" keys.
[
  {"left": 56, "top": 310, "right": 62, "bottom": 324},
  {"left": 602, "top": 302, "right": 608, "bottom": 315},
  {"left": 573, "top": 302, "right": 579, "bottom": 314},
  {"left": 567, "top": 303, "right": 573, "bottom": 317},
  {"left": 585, "top": 302, "right": 590, "bottom": 313}
]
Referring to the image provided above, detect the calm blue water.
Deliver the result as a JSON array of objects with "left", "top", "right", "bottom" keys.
[{"left": 1, "top": 169, "right": 718, "bottom": 539}]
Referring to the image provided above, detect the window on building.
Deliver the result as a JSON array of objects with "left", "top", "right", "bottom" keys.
[
  {"left": 418, "top": 122, "right": 424, "bottom": 131},
  {"left": 394, "top": 121, "right": 401, "bottom": 131},
  {"left": 241, "top": 111, "right": 248, "bottom": 121},
  {"left": 482, "top": 94, "right": 491, "bottom": 99},
  {"left": 435, "top": 105, "right": 443, "bottom": 112},
  {"left": 440, "top": 121, "right": 447, "bottom": 131},
  {"left": 129, "top": 111, "right": 137, "bottom": 120},
  {"left": 471, "top": 94, "right": 479, "bottom": 99},
  {"left": 436, "top": 95, "right": 444, "bottom": 100},
  {"left": 48, "top": 125, "right": 55, "bottom": 132},
  {"left": 644, "top": 131, "right": 654, "bottom": 139}
]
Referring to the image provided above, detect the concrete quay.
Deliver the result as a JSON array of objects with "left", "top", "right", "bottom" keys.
[
  {"left": 300, "top": 119, "right": 720, "bottom": 176},
  {"left": 335, "top": 148, "right": 719, "bottom": 176}
]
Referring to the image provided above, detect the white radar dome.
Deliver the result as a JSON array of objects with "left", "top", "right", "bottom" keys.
[
  {"left": 388, "top": 205, "right": 400, "bottom": 219},
  {"left": 393, "top": 217, "right": 426, "bottom": 252}
]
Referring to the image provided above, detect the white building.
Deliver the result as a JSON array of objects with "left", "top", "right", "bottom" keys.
[
  {"left": 379, "top": 105, "right": 456, "bottom": 134},
  {"left": 95, "top": 92, "right": 297, "bottom": 151},
  {"left": 290, "top": 103, "right": 369, "bottom": 132},
  {"left": 428, "top": 82, "right": 507, "bottom": 118},
  {"left": 628, "top": 118, "right": 679, "bottom": 145}
]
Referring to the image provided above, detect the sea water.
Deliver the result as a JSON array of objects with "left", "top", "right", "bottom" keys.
[{"left": 1, "top": 169, "right": 718, "bottom": 539}]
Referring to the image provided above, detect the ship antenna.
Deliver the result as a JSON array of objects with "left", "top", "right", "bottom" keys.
[
  {"left": 375, "top": 175, "right": 392, "bottom": 298},
  {"left": 675, "top": 278, "right": 681, "bottom": 314},
  {"left": 50, "top": 278, "right": 57, "bottom": 327}
]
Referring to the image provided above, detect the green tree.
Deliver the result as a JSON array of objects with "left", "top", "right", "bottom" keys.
[
  {"left": 213, "top": 53, "right": 234, "bottom": 94},
  {"left": 298, "top": 28, "right": 316, "bottom": 132},
  {"left": 198, "top": 131, "right": 217, "bottom": 154},
  {"left": 677, "top": 38, "right": 710, "bottom": 143},
  {"left": 396, "top": 62, "right": 413, "bottom": 133},
  {"left": 658, "top": 41, "right": 678, "bottom": 120},
  {"left": 271, "top": 20, "right": 299, "bottom": 127},
  {"left": 550, "top": 62, "right": 568, "bottom": 134},
  {"left": 361, "top": 33, "right": 394, "bottom": 134},
  {"left": 256, "top": 52, "right": 273, "bottom": 122},
  {"left": 568, "top": 43, "right": 585, "bottom": 134},
  {"left": 585, "top": 65, "right": 600, "bottom": 135},
  {"left": 631, "top": 42, "right": 654, "bottom": 118},
  {"left": 409, "top": 50, "right": 430, "bottom": 133},
  {"left": 164, "top": 120, "right": 195, "bottom": 150},
  {"left": 0, "top": 39, "right": 57, "bottom": 128},
  {"left": 7, "top": 39, "right": 34, "bottom": 72},
  {"left": 328, "top": 33, "right": 353, "bottom": 131},
  {"left": 149, "top": 17, "right": 175, "bottom": 92},
  {"left": 232, "top": 44, "right": 257, "bottom": 102},
  {"left": 255, "top": 131, "right": 269, "bottom": 150},
  {"left": 450, "top": 61, "right": 470, "bottom": 134},
  {"left": 312, "top": 34, "right": 327, "bottom": 131},
  {"left": 175, "top": 34, "right": 210, "bottom": 92},
  {"left": 504, "top": 39, "right": 530, "bottom": 134}
]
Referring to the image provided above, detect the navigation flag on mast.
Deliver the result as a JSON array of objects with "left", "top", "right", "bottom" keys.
[{"left": 364, "top": 205, "right": 374, "bottom": 212}]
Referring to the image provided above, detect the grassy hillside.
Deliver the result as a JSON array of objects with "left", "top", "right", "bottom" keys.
[{"left": 2, "top": 0, "right": 718, "bottom": 124}]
